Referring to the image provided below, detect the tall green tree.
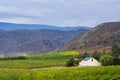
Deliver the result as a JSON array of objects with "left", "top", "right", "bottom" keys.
[
  {"left": 100, "top": 54, "right": 113, "bottom": 66},
  {"left": 82, "top": 52, "right": 90, "bottom": 59},
  {"left": 112, "top": 44, "right": 120, "bottom": 65},
  {"left": 91, "top": 51, "right": 101, "bottom": 60},
  {"left": 112, "top": 44, "right": 120, "bottom": 55}
]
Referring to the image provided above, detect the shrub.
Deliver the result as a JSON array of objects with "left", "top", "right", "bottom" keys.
[
  {"left": 100, "top": 54, "right": 113, "bottom": 66},
  {"left": 66, "top": 58, "right": 80, "bottom": 67},
  {"left": 0, "top": 56, "right": 28, "bottom": 60},
  {"left": 66, "top": 58, "right": 74, "bottom": 67},
  {"left": 112, "top": 44, "right": 120, "bottom": 65}
]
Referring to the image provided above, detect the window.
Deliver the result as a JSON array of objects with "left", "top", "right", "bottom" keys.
[{"left": 91, "top": 59, "right": 93, "bottom": 61}]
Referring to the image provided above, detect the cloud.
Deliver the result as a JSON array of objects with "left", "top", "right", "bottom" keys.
[
  {"left": 0, "top": 17, "right": 33, "bottom": 24},
  {"left": 0, "top": 0, "right": 120, "bottom": 27},
  {"left": 0, "top": 5, "right": 53, "bottom": 18}
]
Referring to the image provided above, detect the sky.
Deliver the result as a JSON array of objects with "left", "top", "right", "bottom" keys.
[{"left": 0, "top": 0, "right": 120, "bottom": 27}]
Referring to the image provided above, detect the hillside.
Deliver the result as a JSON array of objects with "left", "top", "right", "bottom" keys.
[
  {"left": 0, "top": 29, "right": 89, "bottom": 56},
  {"left": 57, "top": 22, "right": 120, "bottom": 53},
  {"left": 0, "top": 22, "right": 90, "bottom": 31}
]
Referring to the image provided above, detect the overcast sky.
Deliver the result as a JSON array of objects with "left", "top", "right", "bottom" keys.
[{"left": 0, "top": 0, "right": 120, "bottom": 27}]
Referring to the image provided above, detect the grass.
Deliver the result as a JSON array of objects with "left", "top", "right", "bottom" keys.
[
  {"left": 0, "top": 51, "right": 119, "bottom": 80},
  {"left": 0, "top": 66, "right": 120, "bottom": 80},
  {"left": 27, "top": 51, "right": 78, "bottom": 60},
  {"left": 0, "top": 51, "right": 79, "bottom": 69},
  {"left": 0, "top": 59, "right": 67, "bottom": 69}
]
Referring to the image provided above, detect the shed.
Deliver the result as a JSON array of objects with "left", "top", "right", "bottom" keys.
[{"left": 79, "top": 57, "right": 101, "bottom": 66}]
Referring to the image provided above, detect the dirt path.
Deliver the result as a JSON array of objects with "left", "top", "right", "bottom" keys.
[{"left": 0, "top": 66, "right": 80, "bottom": 71}]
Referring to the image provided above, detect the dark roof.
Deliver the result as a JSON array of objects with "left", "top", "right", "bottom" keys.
[{"left": 82, "top": 57, "right": 92, "bottom": 61}]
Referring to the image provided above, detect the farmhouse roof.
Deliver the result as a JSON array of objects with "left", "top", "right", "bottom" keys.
[{"left": 82, "top": 57, "right": 92, "bottom": 61}]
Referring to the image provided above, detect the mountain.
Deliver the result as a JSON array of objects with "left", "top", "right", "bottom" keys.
[
  {"left": 0, "top": 22, "right": 90, "bottom": 31},
  {"left": 0, "top": 29, "right": 89, "bottom": 56},
  {"left": 57, "top": 22, "right": 120, "bottom": 53}
]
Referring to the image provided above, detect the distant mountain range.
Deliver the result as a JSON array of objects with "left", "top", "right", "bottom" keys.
[
  {"left": 57, "top": 22, "right": 120, "bottom": 53},
  {"left": 0, "top": 22, "right": 90, "bottom": 56},
  {"left": 0, "top": 22, "right": 90, "bottom": 31}
]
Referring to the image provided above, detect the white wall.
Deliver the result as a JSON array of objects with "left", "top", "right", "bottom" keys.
[{"left": 79, "top": 58, "right": 101, "bottom": 66}]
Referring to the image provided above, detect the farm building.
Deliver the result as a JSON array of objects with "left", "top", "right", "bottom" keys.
[
  {"left": 0, "top": 55, "right": 4, "bottom": 58},
  {"left": 79, "top": 57, "right": 101, "bottom": 66}
]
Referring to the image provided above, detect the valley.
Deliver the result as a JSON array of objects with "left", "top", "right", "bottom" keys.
[
  {"left": 0, "top": 24, "right": 89, "bottom": 56},
  {"left": 0, "top": 22, "right": 120, "bottom": 80},
  {"left": 0, "top": 0, "right": 120, "bottom": 79},
  {"left": 0, "top": 50, "right": 120, "bottom": 80}
]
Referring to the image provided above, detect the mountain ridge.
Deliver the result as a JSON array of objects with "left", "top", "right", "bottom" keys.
[
  {"left": 0, "top": 22, "right": 90, "bottom": 31},
  {"left": 57, "top": 22, "right": 120, "bottom": 53},
  {"left": 0, "top": 29, "right": 89, "bottom": 56}
]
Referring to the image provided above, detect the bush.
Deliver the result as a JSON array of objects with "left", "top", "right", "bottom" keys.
[
  {"left": 113, "top": 56, "right": 120, "bottom": 65},
  {"left": 66, "top": 58, "right": 80, "bottom": 67},
  {"left": 112, "top": 44, "right": 120, "bottom": 55},
  {"left": 0, "top": 56, "right": 28, "bottom": 60},
  {"left": 100, "top": 54, "right": 113, "bottom": 66},
  {"left": 66, "top": 58, "right": 74, "bottom": 67},
  {"left": 74, "top": 59, "right": 80, "bottom": 66},
  {"left": 112, "top": 44, "right": 120, "bottom": 65}
]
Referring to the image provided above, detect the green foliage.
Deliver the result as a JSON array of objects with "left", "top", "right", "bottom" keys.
[
  {"left": 0, "top": 51, "right": 78, "bottom": 69},
  {"left": 81, "top": 52, "right": 90, "bottom": 59},
  {"left": 66, "top": 58, "right": 80, "bottom": 67},
  {"left": 91, "top": 51, "right": 101, "bottom": 60},
  {"left": 0, "top": 59, "right": 66, "bottom": 69},
  {"left": 100, "top": 54, "right": 113, "bottom": 66},
  {"left": 0, "top": 66, "right": 120, "bottom": 80},
  {"left": 112, "top": 44, "right": 120, "bottom": 65},
  {"left": 113, "top": 56, "right": 120, "bottom": 65},
  {"left": 66, "top": 58, "right": 74, "bottom": 67},
  {"left": 74, "top": 59, "right": 80, "bottom": 66},
  {"left": 112, "top": 44, "right": 120, "bottom": 55},
  {"left": 27, "top": 51, "right": 78, "bottom": 60},
  {"left": 0, "top": 56, "right": 28, "bottom": 60}
]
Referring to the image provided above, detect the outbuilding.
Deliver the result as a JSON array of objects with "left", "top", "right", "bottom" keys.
[{"left": 79, "top": 57, "right": 101, "bottom": 66}]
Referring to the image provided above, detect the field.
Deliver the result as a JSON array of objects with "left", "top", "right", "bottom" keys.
[
  {"left": 0, "top": 66, "right": 120, "bottom": 80},
  {"left": 27, "top": 51, "right": 78, "bottom": 60},
  {"left": 0, "top": 51, "right": 119, "bottom": 80},
  {"left": 0, "top": 51, "right": 78, "bottom": 69},
  {"left": 0, "top": 59, "right": 66, "bottom": 69}
]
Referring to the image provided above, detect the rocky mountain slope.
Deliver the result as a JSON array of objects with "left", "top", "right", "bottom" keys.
[
  {"left": 57, "top": 22, "right": 120, "bottom": 53},
  {"left": 0, "top": 29, "right": 89, "bottom": 56}
]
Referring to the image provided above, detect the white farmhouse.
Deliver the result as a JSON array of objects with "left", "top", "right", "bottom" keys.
[
  {"left": 0, "top": 55, "right": 4, "bottom": 58},
  {"left": 79, "top": 57, "right": 101, "bottom": 66}
]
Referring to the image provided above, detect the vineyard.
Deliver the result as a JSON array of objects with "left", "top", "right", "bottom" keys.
[
  {"left": 0, "top": 51, "right": 119, "bottom": 80},
  {"left": 0, "top": 66, "right": 120, "bottom": 80},
  {"left": 0, "top": 51, "right": 78, "bottom": 69},
  {"left": 27, "top": 51, "right": 78, "bottom": 60},
  {"left": 0, "top": 59, "right": 66, "bottom": 69}
]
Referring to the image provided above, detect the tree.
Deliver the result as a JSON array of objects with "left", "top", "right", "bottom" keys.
[
  {"left": 100, "top": 54, "right": 113, "bottom": 66},
  {"left": 112, "top": 44, "right": 120, "bottom": 56},
  {"left": 113, "top": 56, "right": 120, "bottom": 65},
  {"left": 66, "top": 58, "right": 74, "bottom": 67},
  {"left": 82, "top": 52, "right": 90, "bottom": 59},
  {"left": 91, "top": 51, "right": 101, "bottom": 60},
  {"left": 66, "top": 58, "right": 80, "bottom": 67},
  {"left": 112, "top": 44, "right": 120, "bottom": 65}
]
